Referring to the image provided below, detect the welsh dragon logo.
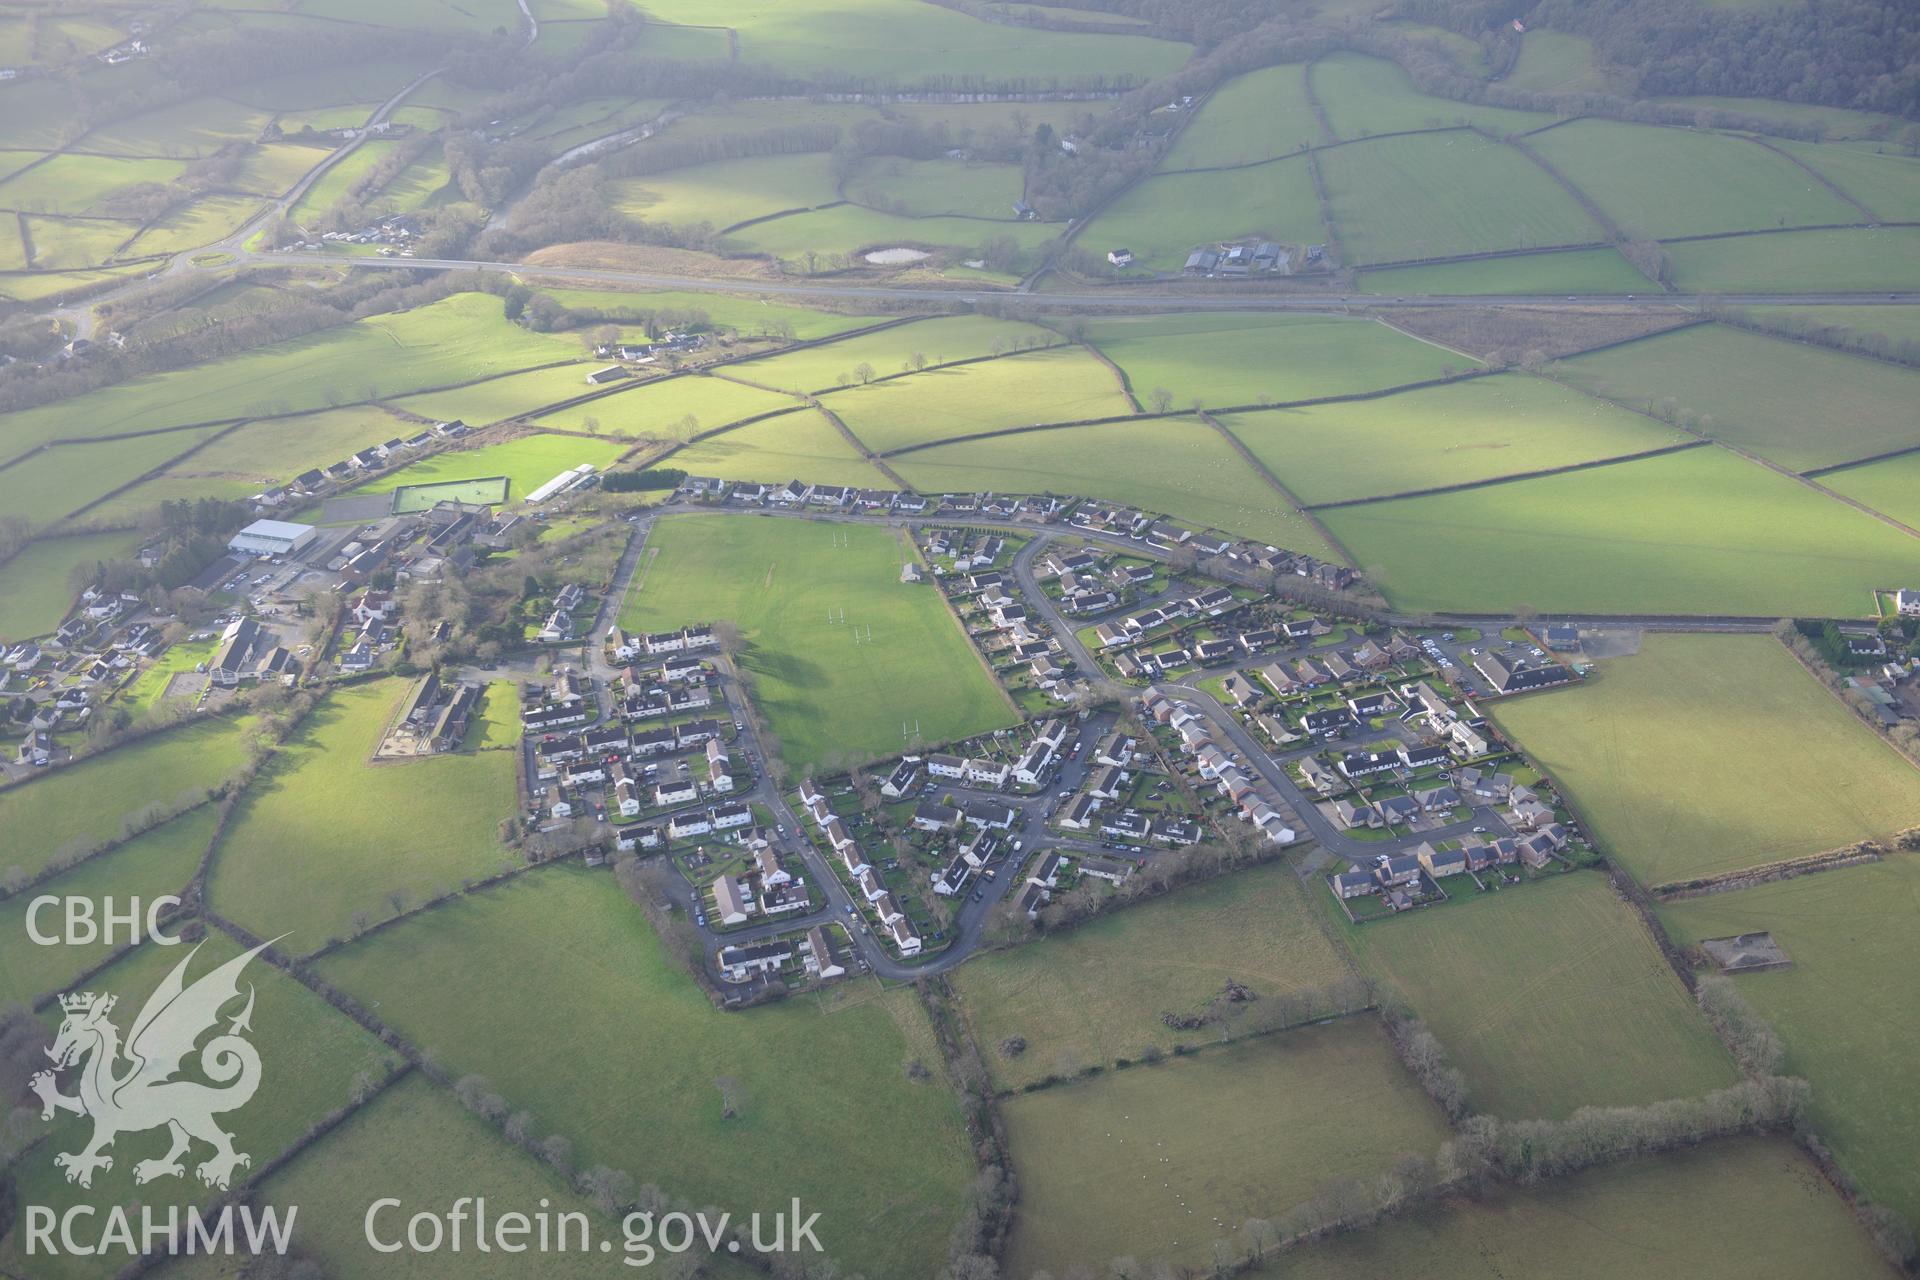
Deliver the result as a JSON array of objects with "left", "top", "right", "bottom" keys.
[{"left": 31, "top": 939, "right": 279, "bottom": 1192}]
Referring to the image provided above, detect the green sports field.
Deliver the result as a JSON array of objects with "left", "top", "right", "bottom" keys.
[
  {"left": 207, "top": 679, "right": 519, "bottom": 947},
  {"left": 389, "top": 475, "right": 511, "bottom": 511},
  {"left": 1320, "top": 131, "right": 1605, "bottom": 263},
  {"left": 1557, "top": 323, "right": 1920, "bottom": 472},
  {"left": 891, "top": 416, "right": 1340, "bottom": 557},
  {"left": 1079, "top": 312, "right": 1468, "bottom": 411},
  {"left": 618, "top": 513, "right": 1016, "bottom": 770},
  {"left": 1661, "top": 858, "right": 1920, "bottom": 1228},
  {"left": 953, "top": 861, "right": 1354, "bottom": 1089},
  {"left": 1492, "top": 634, "right": 1920, "bottom": 887},
  {"left": 1003, "top": 1020, "right": 1452, "bottom": 1278},
  {"left": 1322, "top": 445, "right": 1920, "bottom": 616},
  {"left": 1224, "top": 373, "right": 1689, "bottom": 506},
  {"left": 317, "top": 863, "right": 975, "bottom": 1279},
  {"left": 1350, "top": 873, "right": 1738, "bottom": 1118}
]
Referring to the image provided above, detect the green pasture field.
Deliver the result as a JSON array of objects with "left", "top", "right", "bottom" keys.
[
  {"left": 387, "top": 362, "right": 597, "bottom": 425},
  {"left": 1377, "top": 19, "right": 1487, "bottom": 72},
  {"left": 610, "top": 152, "right": 842, "bottom": 231},
  {"left": 1746, "top": 304, "right": 1920, "bottom": 347},
  {"left": 524, "top": 285, "right": 881, "bottom": 341},
  {"left": 1349, "top": 872, "right": 1737, "bottom": 1118},
  {"left": 1310, "top": 52, "right": 1558, "bottom": 140},
  {"left": 846, "top": 155, "right": 1026, "bottom": 219},
  {"left": 1656, "top": 95, "right": 1906, "bottom": 140},
  {"left": 0, "top": 263, "right": 172, "bottom": 305},
  {"left": 1223, "top": 373, "right": 1690, "bottom": 506},
  {"left": 0, "top": 217, "right": 25, "bottom": 271},
  {"left": 1557, "top": 323, "right": 1920, "bottom": 472},
  {"left": 883, "top": 98, "right": 1105, "bottom": 138},
  {"left": 21, "top": 215, "right": 141, "bottom": 269},
  {"left": 372, "top": 147, "right": 455, "bottom": 212},
  {"left": 0, "top": 425, "right": 225, "bottom": 526},
  {"left": 1661, "top": 858, "right": 1920, "bottom": 1228},
  {"left": 523, "top": 96, "right": 672, "bottom": 151},
  {"left": 0, "top": 153, "right": 190, "bottom": 217},
  {"left": 952, "top": 860, "right": 1352, "bottom": 1090},
  {"left": 619, "top": 513, "right": 1014, "bottom": 769},
  {"left": 124, "top": 406, "right": 415, "bottom": 498},
  {"left": 1666, "top": 225, "right": 1920, "bottom": 293},
  {"left": 537, "top": 372, "right": 799, "bottom": 438},
  {"left": 207, "top": 679, "right": 518, "bottom": 947},
  {"left": 272, "top": 103, "right": 381, "bottom": 134},
  {"left": 610, "top": 0, "right": 1187, "bottom": 84},
  {"left": 231, "top": 1074, "right": 620, "bottom": 1280},
  {"left": 731, "top": 313, "right": 1054, "bottom": 393},
  {"left": 349, "top": 433, "right": 628, "bottom": 507},
  {"left": 0, "top": 528, "right": 141, "bottom": 641},
  {"left": 292, "top": 0, "right": 520, "bottom": 31},
  {"left": 986, "top": 0, "right": 1150, "bottom": 23},
  {"left": 230, "top": 141, "right": 336, "bottom": 197},
  {"left": 667, "top": 407, "right": 896, "bottom": 489},
  {"left": 1322, "top": 445, "right": 1920, "bottom": 616},
  {"left": 1164, "top": 64, "right": 1318, "bottom": 166},
  {"left": 1003, "top": 1020, "right": 1452, "bottom": 1279},
  {"left": 730, "top": 201, "right": 1062, "bottom": 272},
  {"left": 1353, "top": 246, "right": 1647, "bottom": 295},
  {"left": 1492, "top": 634, "right": 1920, "bottom": 888},
  {"left": 1527, "top": 119, "right": 1860, "bottom": 239},
  {"left": 0, "top": 806, "right": 215, "bottom": 1007},
  {"left": 1272, "top": 1137, "right": 1893, "bottom": 1279},
  {"left": 0, "top": 932, "right": 397, "bottom": 1280},
  {"left": 1823, "top": 452, "right": 1920, "bottom": 528},
  {"left": 828, "top": 345, "right": 1134, "bottom": 454},
  {"left": 631, "top": 20, "right": 734, "bottom": 62},
  {"left": 1078, "top": 158, "right": 1324, "bottom": 272},
  {"left": 892, "top": 416, "right": 1339, "bottom": 556},
  {"left": 390, "top": 476, "right": 510, "bottom": 511},
  {"left": 1782, "top": 140, "right": 1920, "bottom": 221},
  {"left": 83, "top": 97, "right": 277, "bottom": 156},
  {"left": 317, "top": 862, "right": 975, "bottom": 1279},
  {"left": 1080, "top": 312, "right": 1466, "bottom": 409},
  {"left": 0, "top": 292, "right": 581, "bottom": 456},
  {"left": 120, "top": 194, "right": 268, "bottom": 258},
  {"left": 1503, "top": 31, "right": 1610, "bottom": 94},
  {"left": 1320, "top": 131, "right": 1606, "bottom": 263},
  {"left": 291, "top": 140, "right": 398, "bottom": 223}
]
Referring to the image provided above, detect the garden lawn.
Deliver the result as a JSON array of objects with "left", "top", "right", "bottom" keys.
[
  {"left": 1660, "top": 858, "right": 1920, "bottom": 1229},
  {"left": 1357, "top": 247, "right": 1654, "bottom": 295},
  {"left": 207, "top": 679, "right": 518, "bottom": 947},
  {"left": 1081, "top": 312, "right": 1469, "bottom": 408},
  {"left": 0, "top": 714, "right": 255, "bottom": 882},
  {"left": 0, "top": 292, "right": 581, "bottom": 456},
  {"left": 1350, "top": 873, "right": 1737, "bottom": 1118},
  {"left": 1310, "top": 52, "right": 1557, "bottom": 139},
  {"left": 0, "top": 930, "right": 396, "bottom": 1280},
  {"left": 1164, "top": 64, "right": 1317, "bottom": 167},
  {"left": 1003, "top": 1020, "right": 1452, "bottom": 1278},
  {"left": 952, "top": 860, "right": 1353, "bottom": 1090},
  {"left": 829, "top": 345, "right": 1134, "bottom": 454},
  {"left": 846, "top": 156, "right": 1025, "bottom": 219},
  {"left": 619, "top": 514, "right": 1014, "bottom": 770},
  {"left": 668, "top": 407, "right": 895, "bottom": 490},
  {"left": 537, "top": 372, "right": 798, "bottom": 437},
  {"left": 349, "top": 432, "right": 629, "bottom": 505},
  {"left": 1668, "top": 226, "right": 1920, "bottom": 293},
  {"left": 0, "top": 805, "right": 216, "bottom": 1008},
  {"left": 1528, "top": 119, "right": 1859, "bottom": 239},
  {"left": 316, "top": 863, "right": 975, "bottom": 1279},
  {"left": 1823, "top": 452, "right": 1920, "bottom": 528},
  {"left": 1558, "top": 323, "right": 1920, "bottom": 471},
  {"left": 610, "top": 152, "right": 841, "bottom": 231},
  {"left": 1079, "top": 159, "right": 1324, "bottom": 273},
  {"left": 891, "top": 417, "right": 1338, "bottom": 557},
  {"left": 1224, "top": 374, "right": 1688, "bottom": 505},
  {"left": 1322, "top": 132, "right": 1605, "bottom": 262},
  {"left": 1320, "top": 446, "right": 1920, "bottom": 616},
  {"left": 0, "top": 528, "right": 140, "bottom": 641},
  {"left": 1493, "top": 634, "right": 1920, "bottom": 886},
  {"left": 1271, "top": 1137, "right": 1892, "bottom": 1280},
  {"left": 733, "top": 313, "right": 1055, "bottom": 393},
  {"left": 236, "top": 1073, "right": 620, "bottom": 1279}
]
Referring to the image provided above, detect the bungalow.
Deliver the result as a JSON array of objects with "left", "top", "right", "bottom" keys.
[
  {"left": 1238, "top": 628, "right": 1279, "bottom": 655},
  {"left": 1339, "top": 749, "right": 1399, "bottom": 780},
  {"left": 1397, "top": 743, "right": 1451, "bottom": 770},
  {"left": 1414, "top": 785, "right": 1461, "bottom": 813},
  {"left": 1256, "top": 662, "right": 1298, "bottom": 696},
  {"left": 1346, "top": 691, "right": 1398, "bottom": 719},
  {"left": 1376, "top": 794, "right": 1420, "bottom": 826},
  {"left": 1080, "top": 854, "right": 1134, "bottom": 884},
  {"left": 1294, "top": 659, "right": 1333, "bottom": 687},
  {"left": 1298, "top": 756, "right": 1339, "bottom": 793},
  {"left": 1301, "top": 708, "right": 1356, "bottom": 737},
  {"left": 1221, "top": 672, "right": 1260, "bottom": 706},
  {"left": 718, "top": 941, "right": 789, "bottom": 981},
  {"left": 1474, "top": 652, "right": 1569, "bottom": 695},
  {"left": 1323, "top": 653, "right": 1357, "bottom": 683},
  {"left": 912, "top": 802, "right": 962, "bottom": 833},
  {"left": 712, "top": 875, "right": 753, "bottom": 926}
]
